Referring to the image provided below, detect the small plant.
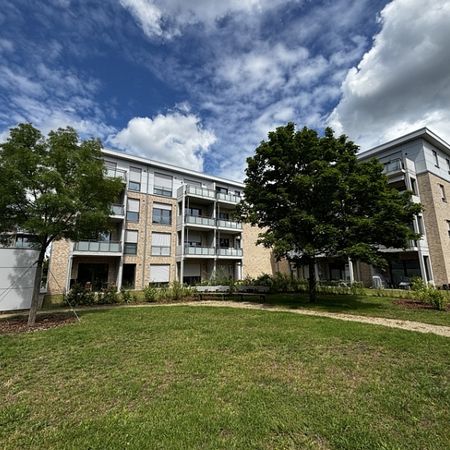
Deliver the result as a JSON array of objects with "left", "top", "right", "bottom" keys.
[
  {"left": 98, "top": 286, "right": 119, "bottom": 304},
  {"left": 121, "top": 288, "right": 137, "bottom": 304},
  {"left": 143, "top": 285, "right": 158, "bottom": 302},
  {"left": 411, "top": 277, "right": 448, "bottom": 310},
  {"left": 64, "top": 283, "right": 95, "bottom": 306}
]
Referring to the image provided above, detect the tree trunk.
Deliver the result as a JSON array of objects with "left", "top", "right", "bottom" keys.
[
  {"left": 27, "top": 246, "right": 46, "bottom": 327},
  {"left": 308, "top": 257, "right": 317, "bottom": 303}
]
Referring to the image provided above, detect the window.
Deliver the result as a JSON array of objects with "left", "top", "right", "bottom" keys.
[
  {"left": 410, "top": 178, "right": 417, "bottom": 195},
  {"left": 186, "top": 207, "right": 202, "bottom": 217},
  {"left": 126, "top": 199, "right": 140, "bottom": 221},
  {"left": 124, "top": 230, "right": 138, "bottom": 255},
  {"left": 128, "top": 167, "right": 142, "bottom": 191},
  {"left": 219, "top": 238, "right": 230, "bottom": 248},
  {"left": 216, "top": 186, "right": 228, "bottom": 194},
  {"left": 15, "top": 234, "right": 36, "bottom": 248},
  {"left": 417, "top": 216, "right": 424, "bottom": 235},
  {"left": 438, "top": 184, "right": 446, "bottom": 202},
  {"left": 234, "top": 190, "right": 241, "bottom": 197},
  {"left": 447, "top": 159, "right": 450, "bottom": 174},
  {"left": 154, "top": 173, "right": 173, "bottom": 197},
  {"left": 433, "top": 150, "right": 439, "bottom": 167},
  {"left": 152, "top": 203, "right": 172, "bottom": 225},
  {"left": 151, "top": 232, "right": 171, "bottom": 256},
  {"left": 218, "top": 211, "right": 229, "bottom": 220},
  {"left": 186, "top": 240, "right": 202, "bottom": 247},
  {"left": 149, "top": 264, "right": 170, "bottom": 285}
]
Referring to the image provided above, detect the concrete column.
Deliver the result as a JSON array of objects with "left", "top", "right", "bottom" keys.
[
  {"left": 66, "top": 253, "right": 73, "bottom": 292},
  {"left": 314, "top": 262, "right": 320, "bottom": 281},
  {"left": 348, "top": 258, "right": 354, "bottom": 284},
  {"left": 117, "top": 256, "right": 123, "bottom": 291}
]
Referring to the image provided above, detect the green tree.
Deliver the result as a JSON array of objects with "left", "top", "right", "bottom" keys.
[
  {"left": 0, "top": 123, "right": 123, "bottom": 325},
  {"left": 237, "top": 123, "right": 421, "bottom": 302}
]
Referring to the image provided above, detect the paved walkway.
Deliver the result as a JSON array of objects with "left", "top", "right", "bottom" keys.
[{"left": 3, "top": 301, "right": 450, "bottom": 337}]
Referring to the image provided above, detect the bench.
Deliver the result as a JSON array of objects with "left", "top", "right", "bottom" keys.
[{"left": 194, "top": 285, "right": 268, "bottom": 302}]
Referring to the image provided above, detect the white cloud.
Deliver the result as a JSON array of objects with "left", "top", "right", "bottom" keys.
[
  {"left": 109, "top": 111, "right": 216, "bottom": 171},
  {"left": 120, "top": 0, "right": 301, "bottom": 38},
  {"left": 329, "top": 0, "right": 450, "bottom": 149}
]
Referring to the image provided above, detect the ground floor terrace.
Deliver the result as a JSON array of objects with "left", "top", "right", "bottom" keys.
[
  {"left": 178, "top": 258, "right": 243, "bottom": 285},
  {"left": 288, "top": 251, "right": 432, "bottom": 289}
]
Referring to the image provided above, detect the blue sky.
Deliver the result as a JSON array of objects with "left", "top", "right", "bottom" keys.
[{"left": 1, "top": 0, "right": 450, "bottom": 180}]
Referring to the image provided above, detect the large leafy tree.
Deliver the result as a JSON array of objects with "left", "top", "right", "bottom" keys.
[
  {"left": 0, "top": 123, "right": 123, "bottom": 325},
  {"left": 238, "top": 123, "right": 421, "bottom": 301}
]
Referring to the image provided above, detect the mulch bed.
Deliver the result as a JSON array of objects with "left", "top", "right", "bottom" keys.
[
  {"left": 0, "top": 313, "right": 78, "bottom": 335},
  {"left": 392, "top": 299, "right": 447, "bottom": 310}
]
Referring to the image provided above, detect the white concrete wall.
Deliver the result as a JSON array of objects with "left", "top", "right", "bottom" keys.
[{"left": 0, "top": 248, "right": 38, "bottom": 311}]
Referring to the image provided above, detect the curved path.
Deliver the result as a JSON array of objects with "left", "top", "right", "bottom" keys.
[
  {"left": 3, "top": 301, "right": 450, "bottom": 337},
  {"left": 164, "top": 300, "right": 450, "bottom": 337}
]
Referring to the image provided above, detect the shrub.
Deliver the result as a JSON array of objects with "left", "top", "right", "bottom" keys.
[
  {"left": 411, "top": 277, "right": 448, "bottom": 310},
  {"left": 97, "top": 286, "right": 120, "bottom": 304},
  {"left": 121, "top": 288, "right": 137, "bottom": 304},
  {"left": 64, "top": 283, "right": 95, "bottom": 306},
  {"left": 143, "top": 285, "right": 158, "bottom": 302}
]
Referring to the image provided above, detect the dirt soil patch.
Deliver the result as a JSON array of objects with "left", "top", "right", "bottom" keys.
[
  {"left": 393, "top": 299, "right": 449, "bottom": 311},
  {"left": 0, "top": 313, "right": 77, "bottom": 335}
]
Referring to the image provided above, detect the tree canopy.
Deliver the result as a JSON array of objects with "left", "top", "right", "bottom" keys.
[
  {"left": 0, "top": 123, "right": 124, "bottom": 324},
  {"left": 237, "top": 123, "right": 422, "bottom": 301}
]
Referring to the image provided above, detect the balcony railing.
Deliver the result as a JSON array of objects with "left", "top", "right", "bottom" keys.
[
  {"left": 74, "top": 240, "right": 122, "bottom": 252},
  {"left": 185, "top": 215, "right": 215, "bottom": 227},
  {"left": 216, "top": 192, "right": 241, "bottom": 203},
  {"left": 217, "top": 248, "right": 243, "bottom": 257},
  {"left": 182, "top": 184, "right": 216, "bottom": 200},
  {"left": 105, "top": 167, "right": 127, "bottom": 181},
  {"left": 183, "top": 246, "right": 215, "bottom": 256},
  {"left": 110, "top": 204, "right": 125, "bottom": 216},
  {"left": 217, "top": 219, "right": 242, "bottom": 230},
  {"left": 383, "top": 159, "right": 404, "bottom": 174}
]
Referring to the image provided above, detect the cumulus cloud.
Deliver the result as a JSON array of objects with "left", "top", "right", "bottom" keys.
[
  {"left": 329, "top": 0, "right": 450, "bottom": 149},
  {"left": 109, "top": 111, "right": 216, "bottom": 171},
  {"left": 120, "top": 0, "right": 300, "bottom": 38}
]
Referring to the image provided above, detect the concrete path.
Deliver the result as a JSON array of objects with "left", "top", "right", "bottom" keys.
[{"left": 2, "top": 300, "right": 450, "bottom": 337}]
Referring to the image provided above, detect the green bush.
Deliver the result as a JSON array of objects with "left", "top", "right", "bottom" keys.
[
  {"left": 411, "top": 277, "right": 448, "bottom": 310},
  {"left": 97, "top": 286, "right": 120, "bottom": 304},
  {"left": 143, "top": 285, "right": 158, "bottom": 302},
  {"left": 64, "top": 283, "right": 95, "bottom": 306},
  {"left": 121, "top": 288, "right": 138, "bottom": 304}
]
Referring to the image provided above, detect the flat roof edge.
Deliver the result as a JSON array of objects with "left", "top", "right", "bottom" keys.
[{"left": 101, "top": 148, "right": 244, "bottom": 187}]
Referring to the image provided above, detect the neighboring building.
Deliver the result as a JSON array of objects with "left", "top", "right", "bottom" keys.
[
  {"left": 47, "top": 127, "right": 450, "bottom": 294},
  {"left": 357, "top": 127, "right": 450, "bottom": 288},
  {"left": 0, "top": 234, "right": 40, "bottom": 311},
  {"left": 47, "top": 149, "right": 272, "bottom": 294},
  {"left": 285, "top": 128, "right": 450, "bottom": 288}
]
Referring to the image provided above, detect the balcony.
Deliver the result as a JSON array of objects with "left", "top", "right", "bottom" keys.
[
  {"left": 216, "top": 192, "right": 241, "bottom": 204},
  {"left": 216, "top": 219, "right": 242, "bottom": 230},
  {"left": 217, "top": 248, "right": 243, "bottom": 257},
  {"left": 184, "top": 215, "right": 215, "bottom": 227},
  {"left": 178, "top": 245, "right": 215, "bottom": 256},
  {"left": 73, "top": 240, "right": 122, "bottom": 254},
  {"left": 179, "top": 184, "right": 216, "bottom": 200},
  {"left": 105, "top": 167, "right": 127, "bottom": 182},
  {"left": 110, "top": 204, "right": 125, "bottom": 219},
  {"left": 383, "top": 159, "right": 405, "bottom": 177}
]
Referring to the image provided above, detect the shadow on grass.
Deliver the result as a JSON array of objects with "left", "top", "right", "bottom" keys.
[{"left": 228, "top": 292, "right": 387, "bottom": 314}]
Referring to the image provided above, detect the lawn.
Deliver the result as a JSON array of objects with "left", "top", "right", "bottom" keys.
[
  {"left": 1, "top": 307, "right": 449, "bottom": 449},
  {"left": 234, "top": 293, "right": 450, "bottom": 326}
]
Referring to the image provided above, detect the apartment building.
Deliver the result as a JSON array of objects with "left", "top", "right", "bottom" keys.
[
  {"left": 47, "top": 127, "right": 450, "bottom": 294},
  {"left": 356, "top": 127, "right": 450, "bottom": 288},
  {"left": 47, "top": 149, "right": 273, "bottom": 295},
  {"left": 284, "top": 128, "right": 450, "bottom": 288}
]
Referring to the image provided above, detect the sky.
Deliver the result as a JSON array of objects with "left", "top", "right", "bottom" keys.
[{"left": 1, "top": 0, "right": 449, "bottom": 181}]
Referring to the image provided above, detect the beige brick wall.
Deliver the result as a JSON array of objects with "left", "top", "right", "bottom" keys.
[
  {"left": 47, "top": 239, "right": 71, "bottom": 295},
  {"left": 125, "top": 192, "right": 178, "bottom": 289},
  {"left": 242, "top": 224, "right": 274, "bottom": 278},
  {"left": 417, "top": 173, "right": 450, "bottom": 285}
]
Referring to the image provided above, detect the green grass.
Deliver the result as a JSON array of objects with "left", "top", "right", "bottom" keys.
[
  {"left": 231, "top": 293, "right": 450, "bottom": 326},
  {"left": 1, "top": 307, "right": 449, "bottom": 449}
]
